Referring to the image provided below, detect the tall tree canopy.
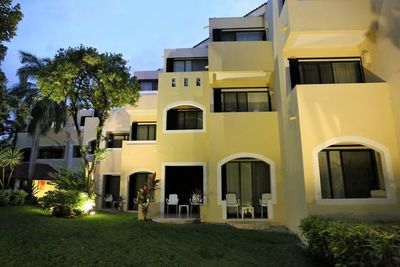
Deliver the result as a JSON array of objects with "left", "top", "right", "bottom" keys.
[
  {"left": 0, "top": 0, "right": 23, "bottom": 144},
  {"left": 37, "top": 45, "right": 140, "bottom": 196}
]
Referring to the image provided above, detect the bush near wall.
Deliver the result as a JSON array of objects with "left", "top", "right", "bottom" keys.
[
  {"left": 39, "top": 190, "right": 93, "bottom": 218},
  {"left": 299, "top": 216, "right": 400, "bottom": 267},
  {"left": 0, "top": 189, "right": 27, "bottom": 206}
]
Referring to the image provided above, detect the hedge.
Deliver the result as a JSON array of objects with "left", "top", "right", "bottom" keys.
[
  {"left": 0, "top": 189, "right": 28, "bottom": 206},
  {"left": 299, "top": 215, "right": 400, "bottom": 267}
]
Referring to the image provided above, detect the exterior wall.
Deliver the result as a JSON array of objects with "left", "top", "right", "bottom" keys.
[{"left": 295, "top": 83, "right": 400, "bottom": 219}]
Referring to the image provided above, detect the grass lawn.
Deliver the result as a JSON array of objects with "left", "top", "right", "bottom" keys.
[{"left": 0, "top": 206, "right": 316, "bottom": 267}]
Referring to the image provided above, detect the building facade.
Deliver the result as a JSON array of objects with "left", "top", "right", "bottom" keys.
[{"left": 16, "top": 0, "right": 400, "bottom": 232}]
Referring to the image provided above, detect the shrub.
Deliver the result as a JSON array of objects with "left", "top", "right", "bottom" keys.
[
  {"left": 0, "top": 190, "right": 11, "bottom": 206},
  {"left": 48, "top": 168, "right": 86, "bottom": 191},
  {"left": 299, "top": 215, "right": 400, "bottom": 267},
  {"left": 9, "top": 189, "right": 28, "bottom": 205},
  {"left": 0, "top": 189, "right": 27, "bottom": 206},
  {"left": 39, "top": 190, "right": 94, "bottom": 218}
]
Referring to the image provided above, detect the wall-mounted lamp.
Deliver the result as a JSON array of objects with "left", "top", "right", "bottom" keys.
[{"left": 362, "top": 50, "right": 372, "bottom": 66}]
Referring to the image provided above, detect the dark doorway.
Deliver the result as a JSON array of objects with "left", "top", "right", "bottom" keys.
[
  {"left": 128, "top": 172, "right": 149, "bottom": 210},
  {"left": 164, "top": 166, "right": 203, "bottom": 215},
  {"left": 103, "top": 175, "right": 120, "bottom": 208}
]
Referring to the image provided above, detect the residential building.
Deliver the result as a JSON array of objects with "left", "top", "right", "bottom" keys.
[{"left": 15, "top": 0, "right": 400, "bottom": 232}]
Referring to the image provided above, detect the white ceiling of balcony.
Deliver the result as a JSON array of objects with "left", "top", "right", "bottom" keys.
[{"left": 286, "top": 31, "right": 368, "bottom": 48}]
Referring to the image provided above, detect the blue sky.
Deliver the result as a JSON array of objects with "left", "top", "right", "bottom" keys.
[{"left": 3, "top": 0, "right": 266, "bottom": 86}]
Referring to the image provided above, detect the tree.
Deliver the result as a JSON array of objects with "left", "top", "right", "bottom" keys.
[
  {"left": 11, "top": 52, "right": 66, "bottom": 192},
  {"left": 0, "top": 0, "right": 23, "bottom": 143},
  {"left": 0, "top": 147, "right": 22, "bottom": 189},
  {"left": 37, "top": 46, "right": 140, "bottom": 197}
]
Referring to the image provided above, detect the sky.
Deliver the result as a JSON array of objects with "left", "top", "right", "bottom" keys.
[{"left": 2, "top": 0, "right": 266, "bottom": 87}]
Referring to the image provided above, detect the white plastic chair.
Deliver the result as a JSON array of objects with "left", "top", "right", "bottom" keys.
[
  {"left": 259, "top": 193, "right": 272, "bottom": 218},
  {"left": 166, "top": 194, "right": 179, "bottom": 216},
  {"left": 226, "top": 193, "right": 240, "bottom": 218},
  {"left": 104, "top": 194, "right": 113, "bottom": 208}
]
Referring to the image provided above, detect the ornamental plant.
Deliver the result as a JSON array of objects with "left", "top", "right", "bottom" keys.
[{"left": 137, "top": 173, "right": 159, "bottom": 220}]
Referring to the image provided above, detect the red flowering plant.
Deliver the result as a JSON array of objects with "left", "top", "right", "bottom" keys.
[{"left": 136, "top": 172, "right": 159, "bottom": 220}]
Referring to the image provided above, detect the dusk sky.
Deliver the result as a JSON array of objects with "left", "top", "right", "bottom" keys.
[{"left": 3, "top": 0, "right": 266, "bottom": 86}]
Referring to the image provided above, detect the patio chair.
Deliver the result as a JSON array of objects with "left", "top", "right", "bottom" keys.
[
  {"left": 226, "top": 193, "right": 240, "bottom": 218},
  {"left": 259, "top": 193, "right": 272, "bottom": 218},
  {"left": 166, "top": 194, "right": 179, "bottom": 216},
  {"left": 104, "top": 194, "right": 113, "bottom": 208}
]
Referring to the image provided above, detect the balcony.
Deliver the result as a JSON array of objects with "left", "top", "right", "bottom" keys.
[
  {"left": 292, "top": 82, "right": 393, "bottom": 142},
  {"left": 281, "top": 0, "right": 375, "bottom": 54},
  {"left": 208, "top": 41, "right": 274, "bottom": 87}
]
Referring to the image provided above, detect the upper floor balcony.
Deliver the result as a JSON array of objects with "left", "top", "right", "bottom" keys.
[
  {"left": 164, "top": 47, "right": 208, "bottom": 73},
  {"left": 280, "top": 0, "right": 375, "bottom": 55}
]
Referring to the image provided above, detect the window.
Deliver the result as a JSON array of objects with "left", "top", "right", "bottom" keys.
[
  {"left": 106, "top": 133, "right": 129, "bottom": 148},
  {"left": 213, "top": 29, "right": 266, "bottom": 42},
  {"left": 140, "top": 80, "right": 158, "bottom": 91},
  {"left": 87, "top": 140, "right": 96, "bottom": 154},
  {"left": 171, "top": 78, "right": 176, "bottom": 87},
  {"left": 166, "top": 107, "right": 203, "bottom": 130},
  {"left": 196, "top": 77, "right": 201, "bottom": 86},
  {"left": 214, "top": 89, "right": 271, "bottom": 112},
  {"left": 221, "top": 158, "right": 270, "bottom": 217},
  {"left": 184, "top": 78, "right": 189, "bottom": 87},
  {"left": 289, "top": 58, "right": 364, "bottom": 89},
  {"left": 318, "top": 145, "right": 384, "bottom": 199},
  {"left": 166, "top": 58, "right": 208, "bottom": 72},
  {"left": 73, "top": 145, "right": 81, "bottom": 158},
  {"left": 80, "top": 115, "right": 92, "bottom": 126},
  {"left": 131, "top": 123, "right": 156, "bottom": 141},
  {"left": 38, "top": 146, "right": 65, "bottom": 159},
  {"left": 21, "top": 148, "right": 31, "bottom": 161}
]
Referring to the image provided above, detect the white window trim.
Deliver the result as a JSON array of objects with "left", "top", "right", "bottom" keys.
[
  {"left": 312, "top": 136, "right": 397, "bottom": 205},
  {"left": 216, "top": 153, "right": 277, "bottom": 220},
  {"left": 159, "top": 162, "right": 207, "bottom": 215},
  {"left": 162, "top": 101, "right": 206, "bottom": 133}
]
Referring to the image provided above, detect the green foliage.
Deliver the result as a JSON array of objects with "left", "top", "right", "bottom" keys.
[
  {"left": 0, "top": 189, "right": 27, "bottom": 206},
  {"left": 36, "top": 45, "right": 140, "bottom": 197},
  {"left": 299, "top": 215, "right": 400, "bottom": 267},
  {"left": 0, "top": 0, "right": 23, "bottom": 142},
  {"left": 39, "top": 190, "right": 93, "bottom": 218},
  {"left": 49, "top": 168, "right": 86, "bottom": 191},
  {"left": 0, "top": 147, "right": 22, "bottom": 189},
  {"left": 0, "top": 189, "right": 11, "bottom": 206},
  {"left": 137, "top": 173, "right": 159, "bottom": 220}
]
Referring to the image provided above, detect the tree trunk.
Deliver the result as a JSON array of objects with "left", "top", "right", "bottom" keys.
[{"left": 27, "top": 122, "right": 41, "bottom": 191}]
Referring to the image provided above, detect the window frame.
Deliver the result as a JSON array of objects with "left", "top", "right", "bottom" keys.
[
  {"left": 289, "top": 58, "right": 365, "bottom": 89},
  {"left": 106, "top": 133, "right": 129, "bottom": 148},
  {"left": 166, "top": 58, "right": 208, "bottom": 72},
  {"left": 37, "top": 146, "right": 65, "bottom": 159},
  {"left": 131, "top": 122, "right": 157, "bottom": 141},
  {"left": 318, "top": 145, "right": 384, "bottom": 200},
  {"left": 164, "top": 104, "right": 205, "bottom": 133},
  {"left": 213, "top": 28, "right": 266, "bottom": 42},
  {"left": 213, "top": 88, "right": 271, "bottom": 113}
]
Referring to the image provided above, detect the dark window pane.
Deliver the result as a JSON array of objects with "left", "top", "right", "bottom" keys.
[
  {"left": 236, "top": 31, "right": 264, "bottom": 41},
  {"left": 192, "top": 60, "right": 208, "bottom": 71},
  {"left": 73, "top": 146, "right": 81, "bottom": 158},
  {"left": 299, "top": 63, "right": 320, "bottom": 84},
  {"left": 342, "top": 150, "right": 377, "bottom": 198},
  {"left": 221, "top": 31, "right": 235, "bottom": 41},
  {"left": 237, "top": 92, "right": 248, "bottom": 112},
  {"left": 38, "top": 147, "right": 65, "bottom": 159},
  {"left": 223, "top": 93, "right": 237, "bottom": 112},
  {"left": 319, "top": 62, "right": 334, "bottom": 83},
  {"left": 167, "top": 108, "right": 203, "bottom": 130},
  {"left": 332, "top": 62, "right": 362, "bottom": 83},
  {"left": 107, "top": 133, "right": 129, "bottom": 148},
  {"left": 173, "top": 61, "right": 185, "bottom": 72}
]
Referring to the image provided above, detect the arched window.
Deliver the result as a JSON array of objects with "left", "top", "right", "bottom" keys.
[
  {"left": 318, "top": 144, "right": 385, "bottom": 199},
  {"left": 166, "top": 105, "right": 203, "bottom": 130}
]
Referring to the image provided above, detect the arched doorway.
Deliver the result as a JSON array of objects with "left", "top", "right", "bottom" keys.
[
  {"left": 221, "top": 157, "right": 271, "bottom": 218},
  {"left": 128, "top": 172, "right": 151, "bottom": 211}
]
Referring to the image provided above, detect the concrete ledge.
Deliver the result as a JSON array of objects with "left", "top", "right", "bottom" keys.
[
  {"left": 152, "top": 217, "right": 200, "bottom": 224},
  {"left": 227, "top": 220, "right": 270, "bottom": 230}
]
